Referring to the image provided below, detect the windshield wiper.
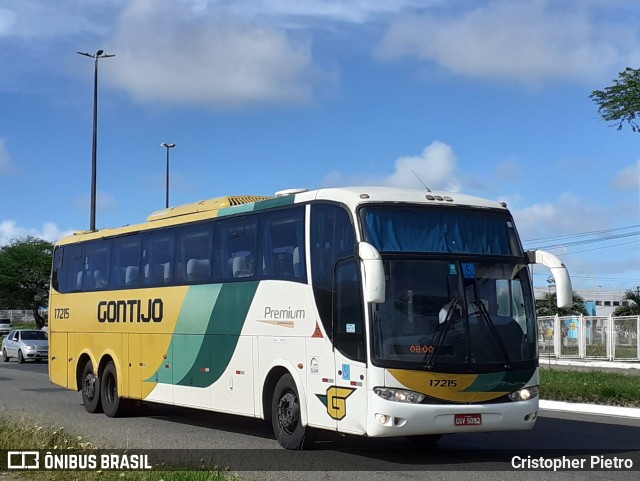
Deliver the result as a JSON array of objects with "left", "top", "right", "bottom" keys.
[
  {"left": 471, "top": 300, "right": 512, "bottom": 367},
  {"left": 424, "top": 297, "right": 461, "bottom": 368}
]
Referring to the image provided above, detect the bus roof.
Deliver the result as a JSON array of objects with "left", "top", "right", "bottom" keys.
[
  {"left": 55, "top": 186, "right": 507, "bottom": 246},
  {"left": 304, "top": 186, "right": 506, "bottom": 211}
]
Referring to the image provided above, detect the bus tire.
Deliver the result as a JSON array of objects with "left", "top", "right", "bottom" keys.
[
  {"left": 100, "top": 361, "right": 132, "bottom": 418},
  {"left": 271, "top": 374, "right": 314, "bottom": 450},
  {"left": 81, "top": 361, "right": 103, "bottom": 414},
  {"left": 405, "top": 434, "right": 443, "bottom": 447}
]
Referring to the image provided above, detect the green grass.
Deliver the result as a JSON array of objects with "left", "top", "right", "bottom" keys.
[
  {"left": 0, "top": 415, "right": 237, "bottom": 481},
  {"left": 540, "top": 369, "right": 640, "bottom": 407}
]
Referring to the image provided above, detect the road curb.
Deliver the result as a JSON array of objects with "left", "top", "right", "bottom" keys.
[{"left": 540, "top": 399, "right": 640, "bottom": 419}]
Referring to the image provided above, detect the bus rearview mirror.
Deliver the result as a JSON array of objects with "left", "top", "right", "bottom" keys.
[
  {"left": 358, "top": 242, "right": 385, "bottom": 304},
  {"left": 526, "top": 249, "right": 572, "bottom": 309}
]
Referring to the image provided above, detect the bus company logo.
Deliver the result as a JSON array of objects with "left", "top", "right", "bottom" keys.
[
  {"left": 316, "top": 386, "right": 355, "bottom": 420},
  {"left": 7, "top": 451, "right": 39, "bottom": 469},
  {"left": 97, "top": 298, "right": 163, "bottom": 323}
]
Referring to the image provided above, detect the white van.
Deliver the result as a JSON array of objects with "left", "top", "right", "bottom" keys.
[{"left": 0, "top": 318, "right": 11, "bottom": 336}]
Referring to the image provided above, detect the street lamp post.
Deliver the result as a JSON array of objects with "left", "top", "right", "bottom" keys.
[
  {"left": 77, "top": 49, "right": 115, "bottom": 231},
  {"left": 161, "top": 143, "right": 176, "bottom": 208}
]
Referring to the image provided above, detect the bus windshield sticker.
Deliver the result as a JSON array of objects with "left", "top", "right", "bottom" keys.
[
  {"left": 346, "top": 323, "right": 355, "bottom": 333},
  {"left": 448, "top": 263, "right": 457, "bottom": 275},
  {"left": 462, "top": 263, "right": 476, "bottom": 278}
]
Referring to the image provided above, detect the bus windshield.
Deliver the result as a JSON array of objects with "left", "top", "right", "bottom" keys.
[
  {"left": 361, "top": 205, "right": 523, "bottom": 256},
  {"left": 371, "top": 259, "right": 537, "bottom": 371}
]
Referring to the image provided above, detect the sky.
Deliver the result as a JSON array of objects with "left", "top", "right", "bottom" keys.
[{"left": 1, "top": 0, "right": 640, "bottom": 293}]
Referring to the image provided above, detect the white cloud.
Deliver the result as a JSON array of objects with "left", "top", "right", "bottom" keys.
[
  {"left": 0, "top": 220, "right": 75, "bottom": 246},
  {"left": 0, "top": 7, "right": 16, "bottom": 35},
  {"left": 321, "top": 140, "right": 462, "bottom": 190},
  {"left": 611, "top": 159, "right": 640, "bottom": 190},
  {"left": 0, "top": 138, "right": 11, "bottom": 173},
  {"left": 384, "top": 141, "right": 461, "bottom": 190},
  {"left": 0, "top": 1, "right": 117, "bottom": 39},
  {"left": 106, "top": 0, "right": 329, "bottom": 108},
  {"left": 251, "top": 0, "right": 432, "bottom": 24},
  {"left": 511, "top": 192, "right": 609, "bottom": 244},
  {"left": 376, "top": 0, "right": 640, "bottom": 85}
]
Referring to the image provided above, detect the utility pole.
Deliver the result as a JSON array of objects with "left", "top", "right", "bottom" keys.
[
  {"left": 77, "top": 49, "right": 115, "bottom": 231},
  {"left": 161, "top": 143, "right": 176, "bottom": 209}
]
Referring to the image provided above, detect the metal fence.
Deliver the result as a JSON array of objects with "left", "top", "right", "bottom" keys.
[
  {"left": 538, "top": 315, "right": 640, "bottom": 361},
  {"left": 0, "top": 310, "right": 35, "bottom": 324}
]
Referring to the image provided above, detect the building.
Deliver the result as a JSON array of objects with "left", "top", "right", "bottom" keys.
[{"left": 534, "top": 287, "right": 629, "bottom": 317}]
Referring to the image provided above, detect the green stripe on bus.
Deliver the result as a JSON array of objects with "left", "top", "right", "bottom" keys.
[
  {"left": 171, "top": 285, "right": 223, "bottom": 383},
  {"left": 464, "top": 368, "right": 535, "bottom": 393},
  {"left": 174, "top": 281, "right": 259, "bottom": 388},
  {"left": 218, "top": 195, "right": 295, "bottom": 218}
]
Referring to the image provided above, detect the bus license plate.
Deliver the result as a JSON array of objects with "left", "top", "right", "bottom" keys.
[{"left": 455, "top": 414, "right": 482, "bottom": 426}]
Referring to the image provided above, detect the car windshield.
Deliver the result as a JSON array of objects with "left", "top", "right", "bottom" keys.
[
  {"left": 371, "top": 259, "right": 537, "bottom": 371},
  {"left": 21, "top": 331, "right": 47, "bottom": 341}
]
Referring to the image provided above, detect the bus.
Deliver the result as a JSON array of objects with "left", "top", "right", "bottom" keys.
[{"left": 49, "top": 186, "right": 572, "bottom": 449}]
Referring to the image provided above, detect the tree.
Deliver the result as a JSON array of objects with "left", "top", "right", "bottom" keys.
[
  {"left": 590, "top": 67, "right": 640, "bottom": 132},
  {"left": 613, "top": 289, "right": 640, "bottom": 316},
  {"left": 612, "top": 289, "right": 640, "bottom": 338},
  {"left": 0, "top": 236, "right": 53, "bottom": 329},
  {"left": 536, "top": 291, "right": 588, "bottom": 317}
]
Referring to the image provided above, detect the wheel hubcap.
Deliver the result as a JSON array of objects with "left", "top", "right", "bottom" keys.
[
  {"left": 83, "top": 373, "right": 96, "bottom": 400},
  {"left": 278, "top": 392, "right": 299, "bottom": 434}
]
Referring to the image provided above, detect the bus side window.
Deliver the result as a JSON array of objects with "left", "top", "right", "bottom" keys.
[
  {"left": 59, "top": 244, "right": 85, "bottom": 293},
  {"left": 334, "top": 259, "right": 366, "bottom": 363},
  {"left": 311, "top": 203, "right": 356, "bottom": 339},
  {"left": 113, "top": 236, "right": 141, "bottom": 288},
  {"left": 176, "top": 223, "right": 212, "bottom": 283},
  {"left": 260, "top": 206, "right": 306, "bottom": 281},
  {"left": 143, "top": 231, "right": 174, "bottom": 286},
  {"left": 311, "top": 203, "right": 355, "bottom": 290},
  {"left": 82, "top": 243, "right": 111, "bottom": 291},
  {"left": 52, "top": 246, "right": 64, "bottom": 292},
  {"left": 216, "top": 216, "right": 257, "bottom": 281}
]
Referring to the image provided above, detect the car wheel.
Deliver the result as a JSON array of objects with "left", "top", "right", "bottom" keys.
[
  {"left": 100, "top": 361, "right": 133, "bottom": 418},
  {"left": 17, "top": 350, "right": 24, "bottom": 364},
  {"left": 81, "top": 361, "right": 103, "bottom": 413},
  {"left": 271, "top": 374, "right": 314, "bottom": 449},
  {"left": 2, "top": 348, "right": 8, "bottom": 362}
]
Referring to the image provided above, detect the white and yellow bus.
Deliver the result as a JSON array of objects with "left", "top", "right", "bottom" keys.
[{"left": 49, "top": 186, "right": 571, "bottom": 449}]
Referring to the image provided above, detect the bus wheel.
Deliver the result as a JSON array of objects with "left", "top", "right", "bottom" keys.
[
  {"left": 406, "top": 434, "right": 443, "bottom": 447},
  {"left": 100, "top": 361, "right": 132, "bottom": 418},
  {"left": 81, "top": 362, "right": 103, "bottom": 413},
  {"left": 271, "top": 374, "right": 313, "bottom": 450}
]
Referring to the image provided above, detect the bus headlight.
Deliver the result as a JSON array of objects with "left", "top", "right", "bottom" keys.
[
  {"left": 508, "top": 386, "right": 539, "bottom": 402},
  {"left": 374, "top": 387, "right": 425, "bottom": 404}
]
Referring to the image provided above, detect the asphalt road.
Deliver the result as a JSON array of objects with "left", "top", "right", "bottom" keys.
[{"left": 1, "top": 360, "right": 639, "bottom": 480}]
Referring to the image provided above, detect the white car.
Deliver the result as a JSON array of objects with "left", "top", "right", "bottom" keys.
[{"left": 2, "top": 329, "right": 49, "bottom": 363}]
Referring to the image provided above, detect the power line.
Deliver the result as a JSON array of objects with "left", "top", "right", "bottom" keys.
[
  {"left": 527, "top": 230, "right": 640, "bottom": 250},
  {"left": 522, "top": 224, "right": 640, "bottom": 244},
  {"left": 561, "top": 238, "right": 640, "bottom": 256}
]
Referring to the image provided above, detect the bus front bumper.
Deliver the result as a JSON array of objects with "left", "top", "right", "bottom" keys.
[{"left": 366, "top": 391, "right": 538, "bottom": 438}]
